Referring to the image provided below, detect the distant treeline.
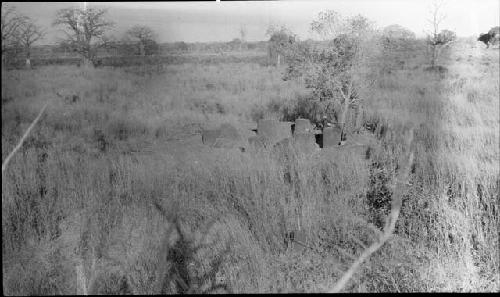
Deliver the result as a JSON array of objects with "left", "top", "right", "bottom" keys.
[
  {"left": 7, "top": 53, "right": 270, "bottom": 69},
  {"left": 4, "top": 37, "right": 432, "bottom": 69},
  {"left": 17, "top": 40, "right": 270, "bottom": 59}
]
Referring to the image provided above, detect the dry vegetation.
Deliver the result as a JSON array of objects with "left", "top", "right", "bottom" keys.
[{"left": 2, "top": 37, "right": 499, "bottom": 293}]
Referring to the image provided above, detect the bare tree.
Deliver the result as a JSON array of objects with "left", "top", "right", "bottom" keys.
[
  {"left": 426, "top": 0, "right": 455, "bottom": 68},
  {"left": 125, "top": 25, "right": 158, "bottom": 56},
  {"left": 53, "top": 7, "right": 114, "bottom": 67},
  {"left": 18, "top": 18, "right": 45, "bottom": 69},
  {"left": 239, "top": 25, "right": 247, "bottom": 51},
  {"left": 1, "top": 4, "right": 27, "bottom": 69}
]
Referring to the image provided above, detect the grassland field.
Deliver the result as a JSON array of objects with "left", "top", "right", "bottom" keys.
[{"left": 1, "top": 38, "right": 499, "bottom": 293}]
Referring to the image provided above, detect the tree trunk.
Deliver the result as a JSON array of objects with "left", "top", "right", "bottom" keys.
[
  {"left": 82, "top": 56, "right": 93, "bottom": 68},
  {"left": 1, "top": 52, "right": 6, "bottom": 72},
  {"left": 25, "top": 49, "right": 31, "bottom": 69},
  {"left": 354, "top": 103, "right": 362, "bottom": 134},
  {"left": 338, "top": 98, "right": 350, "bottom": 144},
  {"left": 139, "top": 42, "right": 145, "bottom": 56},
  {"left": 431, "top": 44, "right": 437, "bottom": 68},
  {"left": 1, "top": 53, "right": 5, "bottom": 99}
]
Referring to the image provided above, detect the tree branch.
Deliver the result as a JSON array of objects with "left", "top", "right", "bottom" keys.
[
  {"left": 329, "top": 128, "right": 414, "bottom": 293},
  {"left": 2, "top": 100, "right": 50, "bottom": 175}
]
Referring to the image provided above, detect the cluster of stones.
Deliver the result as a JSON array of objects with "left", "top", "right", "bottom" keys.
[
  {"left": 248, "top": 118, "right": 347, "bottom": 153},
  {"left": 200, "top": 118, "right": 373, "bottom": 160}
]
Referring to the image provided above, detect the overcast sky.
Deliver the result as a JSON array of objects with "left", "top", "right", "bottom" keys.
[{"left": 7, "top": 0, "right": 500, "bottom": 44}]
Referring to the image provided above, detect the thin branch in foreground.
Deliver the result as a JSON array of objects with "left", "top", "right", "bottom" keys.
[
  {"left": 1, "top": 100, "right": 50, "bottom": 175},
  {"left": 329, "top": 128, "right": 414, "bottom": 293}
]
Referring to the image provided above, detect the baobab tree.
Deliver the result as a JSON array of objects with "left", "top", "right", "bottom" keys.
[
  {"left": 53, "top": 7, "right": 114, "bottom": 67},
  {"left": 125, "top": 25, "right": 159, "bottom": 56},
  {"left": 18, "top": 18, "right": 45, "bottom": 69}
]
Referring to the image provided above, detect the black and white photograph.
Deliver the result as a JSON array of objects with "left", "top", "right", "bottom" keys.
[{"left": 2, "top": 0, "right": 499, "bottom": 294}]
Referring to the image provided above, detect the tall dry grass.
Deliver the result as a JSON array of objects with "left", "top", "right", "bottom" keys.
[{"left": 2, "top": 39, "right": 498, "bottom": 293}]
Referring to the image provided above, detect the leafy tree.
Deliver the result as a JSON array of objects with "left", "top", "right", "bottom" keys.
[
  {"left": 478, "top": 26, "right": 500, "bottom": 48},
  {"left": 174, "top": 41, "right": 189, "bottom": 53},
  {"left": 286, "top": 11, "right": 378, "bottom": 143},
  {"left": 310, "top": 10, "right": 344, "bottom": 40},
  {"left": 228, "top": 38, "right": 242, "bottom": 51},
  {"left": 381, "top": 24, "right": 416, "bottom": 51},
  {"left": 53, "top": 7, "right": 114, "bottom": 67},
  {"left": 125, "top": 25, "right": 159, "bottom": 56},
  {"left": 383, "top": 24, "right": 416, "bottom": 40},
  {"left": 487, "top": 26, "right": 500, "bottom": 47},
  {"left": 266, "top": 24, "right": 296, "bottom": 67},
  {"left": 435, "top": 29, "right": 456, "bottom": 45}
]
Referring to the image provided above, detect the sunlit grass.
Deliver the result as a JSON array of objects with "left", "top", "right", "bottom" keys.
[{"left": 2, "top": 39, "right": 499, "bottom": 293}]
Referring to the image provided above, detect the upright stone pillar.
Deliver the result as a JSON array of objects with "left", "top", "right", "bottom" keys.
[
  {"left": 323, "top": 126, "right": 342, "bottom": 148},
  {"left": 277, "top": 121, "right": 293, "bottom": 142},
  {"left": 258, "top": 119, "right": 280, "bottom": 142},
  {"left": 294, "top": 118, "right": 312, "bottom": 134},
  {"left": 293, "top": 132, "right": 318, "bottom": 153}
]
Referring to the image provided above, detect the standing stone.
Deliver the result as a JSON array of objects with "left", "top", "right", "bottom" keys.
[
  {"left": 294, "top": 118, "right": 312, "bottom": 134},
  {"left": 293, "top": 132, "right": 318, "bottom": 153},
  {"left": 277, "top": 122, "right": 293, "bottom": 142},
  {"left": 323, "top": 126, "right": 342, "bottom": 148},
  {"left": 272, "top": 137, "right": 293, "bottom": 159},
  {"left": 258, "top": 119, "right": 280, "bottom": 142}
]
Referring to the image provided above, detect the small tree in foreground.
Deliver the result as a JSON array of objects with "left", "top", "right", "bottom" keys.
[
  {"left": 53, "top": 7, "right": 114, "bottom": 67},
  {"left": 286, "top": 11, "right": 379, "bottom": 144}
]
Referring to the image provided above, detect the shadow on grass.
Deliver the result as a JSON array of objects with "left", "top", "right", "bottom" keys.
[{"left": 152, "top": 200, "right": 233, "bottom": 294}]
